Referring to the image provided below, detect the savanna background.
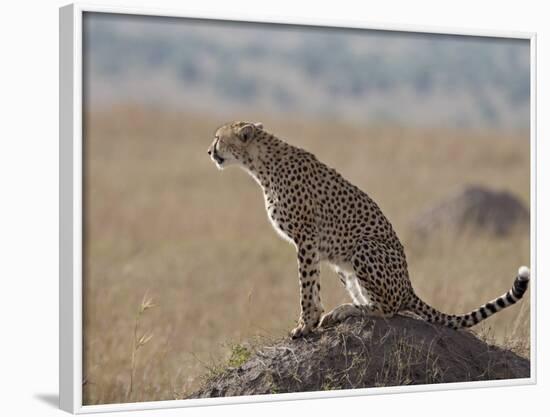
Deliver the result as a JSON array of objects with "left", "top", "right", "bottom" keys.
[{"left": 82, "top": 13, "right": 531, "bottom": 404}]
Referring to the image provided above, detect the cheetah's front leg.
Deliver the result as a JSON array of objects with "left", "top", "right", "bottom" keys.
[{"left": 290, "top": 242, "right": 323, "bottom": 338}]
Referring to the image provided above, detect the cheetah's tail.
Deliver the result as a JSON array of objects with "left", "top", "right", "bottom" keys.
[{"left": 407, "top": 266, "right": 530, "bottom": 329}]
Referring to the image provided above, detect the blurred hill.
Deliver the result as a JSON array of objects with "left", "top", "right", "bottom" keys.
[{"left": 83, "top": 13, "right": 530, "bottom": 129}]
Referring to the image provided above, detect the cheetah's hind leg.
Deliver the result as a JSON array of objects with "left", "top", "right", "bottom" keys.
[{"left": 318, "top": 303, "right": 363, "bottom": 328}]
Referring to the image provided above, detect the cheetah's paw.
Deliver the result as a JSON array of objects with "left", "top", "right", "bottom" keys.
[
  {"left": 318, "top": 303, "right": 362, "bottom": 328},
  {"left": 290, "top": 322, "right": 314, "bottom": 339}
]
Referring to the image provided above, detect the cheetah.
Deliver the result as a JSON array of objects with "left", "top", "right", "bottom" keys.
[{"left": 207, "top": 121, "right": 531, "bottom": 338}]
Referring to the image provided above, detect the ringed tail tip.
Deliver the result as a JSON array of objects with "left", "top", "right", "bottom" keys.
[{"left": 518, "top": 266, "right": 530, "bottom": 281}]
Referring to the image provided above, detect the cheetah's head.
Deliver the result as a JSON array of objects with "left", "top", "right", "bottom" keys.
[{"left": 207, "top": 121, "right": 263, "bottom": 170}]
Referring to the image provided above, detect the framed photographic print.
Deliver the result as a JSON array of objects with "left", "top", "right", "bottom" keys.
[{"left": 59, "top": 3, "right": 536, "bottom": 413}]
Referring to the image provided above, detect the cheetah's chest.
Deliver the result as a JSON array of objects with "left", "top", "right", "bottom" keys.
[{"left": 266, "top": 203, "right": 294, "bottom": 245}]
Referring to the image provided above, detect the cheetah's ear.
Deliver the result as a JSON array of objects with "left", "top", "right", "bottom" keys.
[
  {"left": 237, "top": 123, "right": 257, "bottom": 142},
  {"left": 254, "top": 122, "right": 263, "bottom": 130}
]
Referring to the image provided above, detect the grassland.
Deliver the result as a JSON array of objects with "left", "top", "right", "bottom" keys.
[{"left": 82, "top": 106, "right": 530, "bottom": 404}]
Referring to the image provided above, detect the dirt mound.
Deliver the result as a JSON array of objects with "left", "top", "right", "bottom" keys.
[
  {"left": 413, "top": 185, "right": 529, "bottom": 238},
  {"left": 189, "top": 315, "right": 529, "bottom": 398}
]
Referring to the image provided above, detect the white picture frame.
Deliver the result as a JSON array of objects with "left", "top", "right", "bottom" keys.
[{"left": 59, "top": 3, "right": 537, "bottom": 413}]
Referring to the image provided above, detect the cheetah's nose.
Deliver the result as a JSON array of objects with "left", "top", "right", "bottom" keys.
[{"left": 207, "top": 149, "right": 212, "bottom": 155}]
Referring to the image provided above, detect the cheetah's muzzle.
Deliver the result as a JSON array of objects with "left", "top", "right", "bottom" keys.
[
  {"left": 208, "top": 139, "right": 225, "bottom": 165},
  {"left": 212, "top": 150, "right": 224, "bottom": 165}
]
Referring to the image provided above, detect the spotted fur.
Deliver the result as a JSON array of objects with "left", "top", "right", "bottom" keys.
[{"left": 208, "top": 122, "right": 530, "bottom": 338}]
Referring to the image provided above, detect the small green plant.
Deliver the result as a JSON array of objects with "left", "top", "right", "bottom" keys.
[
  {"left": 127, "top": 292, "right": 156, "bottom": 401},
  {"left": 227, "top": 344, "right": 251, "bottom": 368},
  {"left": 192, "top": 342, "right": 253, "bottom": 390}
]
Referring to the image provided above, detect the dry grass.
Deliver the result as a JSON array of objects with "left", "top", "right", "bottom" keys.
[
  {"left": 373, "top": 331, "right": 443, "bottom": 387},
  {"left": 126, "top": 292, "right": 156, "bottom": 401},
  {"left": 82, "top": 106, "right": 530, "bottom": 405}
]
